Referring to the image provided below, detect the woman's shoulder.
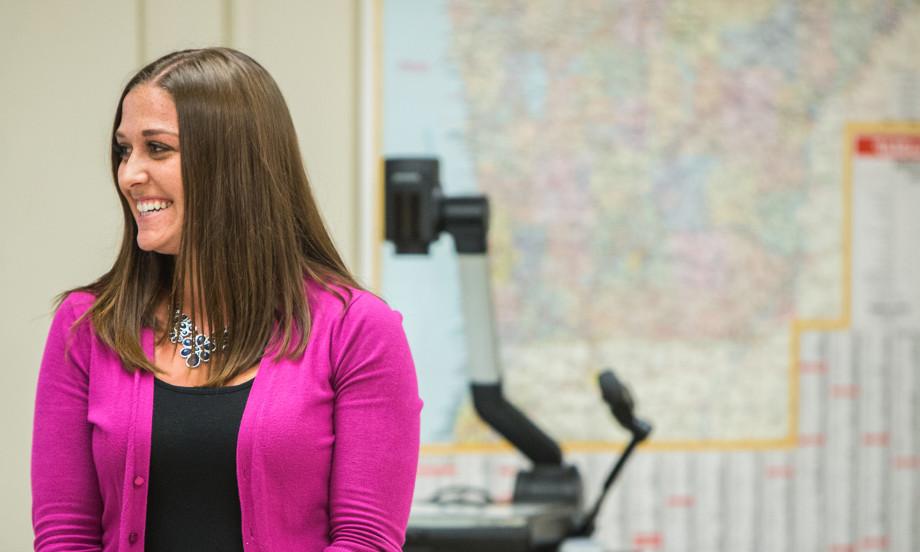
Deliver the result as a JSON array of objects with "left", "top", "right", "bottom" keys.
[
  {"left": 54, "top": 290, "right": 97, "bottom": 322},
  {"left": 44, "top": 291, "right": 99, "bottom": 353},
  {"left": 306, "top": 278, "right": 402, "bottom": 335},
  {"left": 306, "top": 280, "right": 413, "bottom": 379},
  {"left": 306, "top": 278, "right": 391, "bottom": 317}
]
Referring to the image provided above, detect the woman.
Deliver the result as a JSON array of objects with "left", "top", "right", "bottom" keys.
[{"left": 31, "top": 47, "right": 422, "bottom": 551}]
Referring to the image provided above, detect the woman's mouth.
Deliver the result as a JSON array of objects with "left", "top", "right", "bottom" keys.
[{"left": 137, "top": 199, "right": 174, "bottom": 217}]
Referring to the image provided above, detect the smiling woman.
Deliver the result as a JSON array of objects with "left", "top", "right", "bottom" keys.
[{"left": 31, "top": 48, "right": 422, "bottom": 552}]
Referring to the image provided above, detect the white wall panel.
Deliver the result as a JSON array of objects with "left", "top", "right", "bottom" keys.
[{"left": 0, "top": 2, "right": 139, "bottom": 548}]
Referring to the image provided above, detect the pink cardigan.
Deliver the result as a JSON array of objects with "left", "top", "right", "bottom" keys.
[{"left": 32, "top": 281, "right": 422, "bottom": 551}]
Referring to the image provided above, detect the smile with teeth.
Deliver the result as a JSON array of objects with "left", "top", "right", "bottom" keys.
[{"left": 137, "top": 200, "right": 174, "bottom": 216}]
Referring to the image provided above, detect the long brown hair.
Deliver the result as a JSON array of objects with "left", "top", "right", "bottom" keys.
[{"left": 60, "top": 47, "right": 360, "bottom": 386}]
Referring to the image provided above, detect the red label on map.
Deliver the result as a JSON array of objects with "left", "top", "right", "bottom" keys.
[
  {"left": 666, "top": 495, "right": 695, "bottom": 508},
  {"left": 633, "top": 532, "right": 663, "bottom": 549},
  {"left": 856, "top": 134, "right": 920, "bottom": 160}
]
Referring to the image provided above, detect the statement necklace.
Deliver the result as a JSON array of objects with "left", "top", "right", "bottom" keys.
[{"left": 168, "top": 309, "right": 229, "bottom": 369}]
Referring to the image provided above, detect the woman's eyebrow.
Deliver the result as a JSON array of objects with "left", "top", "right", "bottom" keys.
[
  {"left": 141, "top": 128, "right": 178, "bottom": 137},
  {"left": 114, "top": 128, "right": 179, "bottom": 139}
]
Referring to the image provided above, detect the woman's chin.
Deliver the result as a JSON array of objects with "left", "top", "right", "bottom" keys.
[{"left": 137, "top": 236, "right": 179, "bottom": 255}]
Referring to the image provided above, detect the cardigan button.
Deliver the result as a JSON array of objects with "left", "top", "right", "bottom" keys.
[
  {"left": 133, "top": 476, "right": 145, "bottom": 487},
  {"left": 128, "top": 532, "right": 138, "bottom": 544}
]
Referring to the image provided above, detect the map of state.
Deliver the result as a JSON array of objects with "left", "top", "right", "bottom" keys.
[{"left": 381, "top": 0, "right": 920, "bottom": 446}]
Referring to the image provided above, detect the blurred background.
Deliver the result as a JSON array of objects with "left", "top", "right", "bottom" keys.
[{"left": 4, "top": 1, "right": 920, "bottom": 550}]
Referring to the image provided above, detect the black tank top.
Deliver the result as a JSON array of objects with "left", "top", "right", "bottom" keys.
[{"left": 144, "top": 377, "right": 254, "bottom": 552}]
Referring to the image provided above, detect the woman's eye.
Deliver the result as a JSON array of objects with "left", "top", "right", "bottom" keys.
[
  {"left": 148, "top": 142, "right": 170, "bottom": 154},
  {"left": 114, "top": 144, "right": 130, "bottom": 159}
]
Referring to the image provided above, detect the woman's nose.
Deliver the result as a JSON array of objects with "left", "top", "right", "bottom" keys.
[{"left": 119, "top": 153, "right": 149, "bottom": 188}]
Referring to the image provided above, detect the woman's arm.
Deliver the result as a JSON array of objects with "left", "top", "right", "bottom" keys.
[
  {"left": 325, "top": 293, "right": 423, "bottom": 552},
  {"left": 31, "top": 295, "right": 104, "bottom": 551}
]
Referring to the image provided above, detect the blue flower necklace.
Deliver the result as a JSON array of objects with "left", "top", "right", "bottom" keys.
[{"left": 168, "top": 310, "right": 229, "bottom": 369}]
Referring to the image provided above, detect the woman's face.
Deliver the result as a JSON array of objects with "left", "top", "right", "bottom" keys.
[{"left": 115, "top": 84, "right": 184, "bottom": 255}]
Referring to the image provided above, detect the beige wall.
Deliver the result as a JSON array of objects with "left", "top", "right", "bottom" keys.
[{"left": 0, "top": 1, "right": 361, "bottom": 548}]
